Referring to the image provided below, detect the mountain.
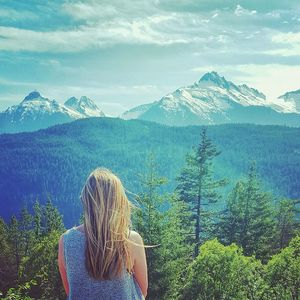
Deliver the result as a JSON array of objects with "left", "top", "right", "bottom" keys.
[
  {"left": 121, "top": 72, "right": 300, "bottom": 127},
  {"left": 0, "top": 117, "right": 299, "bottom": 226},
  {"left": 278, "top": 89, "right": 300, "bottom": 112},
  {"left": 0, "top": 91, "right": 105, "bottom": 133},
  {"left": 64, "top": 96, "right": 105, "bottom": 117}
]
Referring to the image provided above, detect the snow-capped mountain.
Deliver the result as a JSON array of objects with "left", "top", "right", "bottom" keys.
[
  {"left": 0, "top": 91, "right": 105, "bottom": 133},
  {"left": 65, "top": 96, "right": 105, "bottom": 117},
  {"left": 121, "top": 72, "right": 300, "bottom": 127},
  {"left": 278, "top": 89, "right": 300, "bottom": 112}
]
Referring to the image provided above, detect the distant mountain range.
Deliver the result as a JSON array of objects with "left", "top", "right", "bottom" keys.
[
  {"left": 1, "top": 72, "right": 300, "bottom": 133},
  {"left": 121, "top": 72, "right": 300, "bottom": 126},
  {"left": 0, "top": 91, "right": 105, "bottom": 133}
]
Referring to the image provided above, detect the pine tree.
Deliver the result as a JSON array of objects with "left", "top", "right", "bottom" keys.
[
  {"left": 8, "top": 216, "right": 22, "bottom": 278},
  {"left": 133, "top": 153, "right": 167, "bottom": 299},
  {"left": 33, "top": 199, "right": 42, "bottom": 238},
  {"left": 274, "top": 198, "right": 300, "bottom": 250},
  {"left": 43, "top": 196, "right": 65, "bottom": 234},
  {"left": 160, "top": 194, "right": 193, "bottom": 299},
  {"left": 176, "top": 127, "right": 227, "bottom": 257},
  {"left": 217, "top": 162, "right": 275, "bottom": 259},
  {"left": 19, "top": 207, "right": 33, "bottom": 258},
  {"left": 0, "top": 218, "right": 15, "bottom": 293}
]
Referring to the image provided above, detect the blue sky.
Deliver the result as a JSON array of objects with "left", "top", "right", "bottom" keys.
[{"left": 0, "top": 0, "right": 300, "bottom": 115}]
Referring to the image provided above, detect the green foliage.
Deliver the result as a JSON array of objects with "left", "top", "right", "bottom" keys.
[
  {"left": 133, "top": 154, "right": 168, "bottom": 299},
  {"left": 33, "top": 200, "right": 42, "bottom": 238},
  {"left": 133, "top": 154, "right": 192, "bottom": 300},
  {"left": 181, "top": 239, "right": 268, "bottom": 300},
  {"left": 0, "top": 218, "right": 16, "bottom": 292},
  {"left": 159, "top": 194, "right": 193, "bottom": 299},
  {"left": 266, "top": 236, "right": 300, "bottom": 300},
  {"left": 177, "top": 127, "right": 227, "bottom": 256},
  {"left": 1, "top": 200, "right": 66, "bottom": 299},
  {"left": 274, "top": 199, "right": 300, "bottom": 251},
  {"left": 43, "top": 197, "right": 65, "bottom": 234},
  {"left": 20, "top": 230, "right": 65, "bottom": 300},
  {"left": 0, "top": 280, "right": 36, "bottom": 300},
  {"left": 1, "top": 121, "right": 299, "bottom": 298},
  {"left": 1, "top": 119, "right": 300, "bottom": 227},
  {"left": 217, "top": 162, "right": 275, "bottom": 260}
]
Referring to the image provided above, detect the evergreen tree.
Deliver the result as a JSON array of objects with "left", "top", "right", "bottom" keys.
[
  {"left": 133, "top": 153, "right": 167, "bottom": 299},
  {"left": 274, "top": 198, "right": 300, "bottom": 251},
  {"left": 176, "top": 127, "right": 227, "bottom": 257},
  {"left": 43, "top": 197, "right": 65, "bottom": 234},
  {"left": 0, "top": 218, "right": 15, "bottom": 293},
  {"left": 20, "top": 230, "right": 65, "bottom": 300},
  {"left": 19, "top": 207, "right": 33, "bottom": 258},
  {"left": 217, "top": 162, "right": 275, "bottom": 259},
  {"left": 160, "top": 194, "right": 193, "bottom": 299},
  {"left": 8, "top": 216, "right": 22, "bottom": 278},
  {"left": 33, "top": 199, "right": 42, "bottom": 238},
  {"left": 216, "top": 181, "right": 245, "bottom": 245}
]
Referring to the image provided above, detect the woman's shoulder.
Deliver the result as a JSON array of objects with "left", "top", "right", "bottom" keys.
[
  {"left": 59, "top": 226, "right": 80, "bottom": 241},
  {"left": 128, "top": 230, "right": 144, "bottom": 245}
]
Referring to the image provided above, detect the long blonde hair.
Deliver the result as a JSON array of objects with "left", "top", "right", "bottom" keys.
[{"left": 80, "top": 167, "right": 132, "bottom": 280}]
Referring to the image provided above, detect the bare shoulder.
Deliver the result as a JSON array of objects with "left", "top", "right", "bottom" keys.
[{"left": 129, "top": 230, "right": 144, "bottom": 245}]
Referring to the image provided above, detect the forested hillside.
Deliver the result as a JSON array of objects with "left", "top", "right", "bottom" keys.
[
  {"left": 0, "top": 131, "right": 299, "bottom": 299},
  {"left": 0, "top": 117, "right": 299, "bottom": 226}
]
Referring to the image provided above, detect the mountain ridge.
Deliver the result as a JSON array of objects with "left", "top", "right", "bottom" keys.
[
  {"left": 0, "top": 91, "right": 105, "bottom": 133},
  {"left": 121, "top": 71, "right": 300, "bottom": 127}
]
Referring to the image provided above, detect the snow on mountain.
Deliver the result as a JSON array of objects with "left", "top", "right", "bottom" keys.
[
  {"left": 121, "top": 102, "right": 156, "bottom": 120},
  {"left": 121, "top": 72, "right": 300, "bottom": 126},
  {"left": 0, "top": 91, "right": 105, "bottom": 133},
  {"left": 278, "top": 89, "right": 300, "bottom": 112},
  {"left": 64, "top": 96, "right": 105, "bottom": 117}
]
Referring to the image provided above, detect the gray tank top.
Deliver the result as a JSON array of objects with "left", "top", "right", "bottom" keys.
[{"left": 63, "top": 227, "right": 144, "bottom": 300}]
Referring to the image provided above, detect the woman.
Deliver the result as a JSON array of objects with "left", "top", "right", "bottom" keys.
[{"left": 58, "top": 168, "right": 148, "bottom": 299}]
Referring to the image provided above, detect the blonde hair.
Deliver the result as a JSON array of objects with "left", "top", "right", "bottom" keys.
[{"left": 80, "top": 167, "right": 133, "bottom": 280}]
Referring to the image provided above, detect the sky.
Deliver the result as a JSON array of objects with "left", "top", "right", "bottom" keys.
[{"left": 0, "top": 0, "right": 300, "bottom": 116}]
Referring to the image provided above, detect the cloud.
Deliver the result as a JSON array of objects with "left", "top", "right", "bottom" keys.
[
  {"left": 234, "top": 5, "right": 256, "bottom": 17},
  {"left": 0, "top": 7, "right": 38, "bottom": 21},
  {"left": 62, "top": 2, "right": 120, "bottom": 21},
  {"left": 268, "top": 32, "right": 300, "bottom": 56},
  {"left": 0, "top": 13, "right": 192, "bottom": 53},
  {"left": 0, "top": 0, "right": 298, "bottom": 56}
]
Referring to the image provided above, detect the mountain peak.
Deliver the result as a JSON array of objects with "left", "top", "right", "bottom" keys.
[
  {"left": 199, "top": 71, "right": 231, "bottom": 89},
  {"left": 79, "top": 96, "right": 95, "bottom": 106},
  {"left": 64, "top": 96, "right": 79, "bottom": 106},
  {"left": 64, "top": 95, "right": 105, "bottom": 117},
  {"left": 23, "top": 90, "right": 42, "bottom": 102}
]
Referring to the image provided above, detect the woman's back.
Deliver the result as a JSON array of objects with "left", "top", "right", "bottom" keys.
[{"left": 63, "top": 227, "right": 144, "bottom": 300}]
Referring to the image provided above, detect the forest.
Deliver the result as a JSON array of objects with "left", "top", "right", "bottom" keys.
[
  {"left": 0, "top": 127, "right": 299, "bottom": 300},
  {"left": 0, "top": 117, "right": 300, "bottom": 227}
]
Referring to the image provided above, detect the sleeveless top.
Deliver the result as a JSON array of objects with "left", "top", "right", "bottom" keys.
[{"left": 63, "top": 227, "right": 144, "bottom": 300}]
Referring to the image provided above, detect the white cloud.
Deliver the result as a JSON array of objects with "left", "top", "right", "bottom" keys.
[
  {"left": 0, "top": 12, "right": 191, "bottom": 53},
  {"left": 269, "top": 31, "right": 300, "bottom": 56},
  {"left": 62, "top": 2, "right": 119, "bottom": 20},
  {"left": 234, "top": 5, "right": 257, "bottom": 17}
]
